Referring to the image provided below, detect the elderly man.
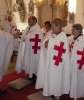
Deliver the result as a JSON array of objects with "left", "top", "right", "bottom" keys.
[
  {"left": 0, "top": 15, "right": 21, "bottom": 82},
  {"left": 36, "top": 18, "right": 70, "bottom": 100},
  {"left": 70, "top": 24, "right": 84, "bottom": 100},
  {"left": 16, "top": 16, "right": 42, "bottom": 83}
]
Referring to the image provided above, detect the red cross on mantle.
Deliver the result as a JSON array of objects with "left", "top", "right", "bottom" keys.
[
  {"left": 53, "top": 42, "right": 66, "bottom": 65},
  {"left": 77, "top": 48, "right": 84, "bottom": 70},
  {"left": 30, "top": 34, "right": 41, "bottom": 54}
]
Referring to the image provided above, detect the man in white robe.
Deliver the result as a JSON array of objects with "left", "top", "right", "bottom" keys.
[
  {"left": 16, "top": 16, "right": 42, "bottom": 82},
  {"left": 2, "top": 15, "right": 19, "bottom": 53},
  {"left": 36, "top": 18, "right": 70, "bottom": 99},
  {"left": 0, "top": 30, "right": 14, "bottom": 81},
  {"left": 70, "top": 24, "right": 84, "bottom": 99},
  {"left": 15, "top": 20, "right": 30, "bottom": 74},
  {"left": 36, "top": 21, "right": 53, "bottom": 88}
]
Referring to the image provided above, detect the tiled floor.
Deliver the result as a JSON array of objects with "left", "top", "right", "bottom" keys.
[
  {"left": 27, "top": 91, "right": 72, "bottom": 100},
  {"left": 27, "top": 91, "right": 84, "bottom": 100},
  {"left": 27, "top": 91, "right": 54, "bottom": 100}
]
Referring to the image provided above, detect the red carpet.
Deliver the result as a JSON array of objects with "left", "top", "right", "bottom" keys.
[
  {"left": 0, "top": 71, "right": 38, "bottom": 100},
  {"left": 0, "top": 71, "right": 84, "bottom": 100}
]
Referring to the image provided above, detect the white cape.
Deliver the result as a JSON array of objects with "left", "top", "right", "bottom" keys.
[
  {"left": 0, "top": 31, "right": 14, "bottom": 81},
  {"left": 70, "top": 35, "right": 84, "bottom": 98},
  {"left": 36, "top": 30, "right": 53, "bottom": 89},
  {"left": 16, "top": 23, "right": 43, "bottom": 77},
  {"left": 39, "top": 32, "right": 70, "bottom": 96},
  {"left": 23, "top": 33, "right": 42, "bottom": 77}
]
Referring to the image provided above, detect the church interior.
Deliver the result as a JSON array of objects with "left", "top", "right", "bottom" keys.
[{"left": 0, "top": 0, "right": 84, "bottom": 100}]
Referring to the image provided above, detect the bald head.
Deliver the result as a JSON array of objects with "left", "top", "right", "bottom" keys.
[{"left": 28, "top": 16, "right": 37, "bottom": 27}]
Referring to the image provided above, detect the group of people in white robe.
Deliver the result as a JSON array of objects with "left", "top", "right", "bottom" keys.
[
  {"left": 36, "top": 19, "right": 84, "bottom": 100},
  {"left": 16, "top": 16, "right": 84, "bottom": 100},
  {"left": 0, "top": 15, "right": 84, "bottom": 100}
]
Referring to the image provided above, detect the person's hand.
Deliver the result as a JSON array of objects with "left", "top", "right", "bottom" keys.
[{"left": 12, "top": 28, "right": 21, "bottom": 38}]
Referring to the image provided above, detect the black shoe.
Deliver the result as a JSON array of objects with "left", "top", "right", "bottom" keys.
[
  {"left": 32, "top": 74, "right": 37, "bottom": 84},
  {"left": 0, "top": 90, "right": 7, "bottom": 96},
  {"left": 28, "top": 77, "right": 33, "bottom": 81},
  {"left": 26, "top": 74, "right": 37, "bottom": 84}
]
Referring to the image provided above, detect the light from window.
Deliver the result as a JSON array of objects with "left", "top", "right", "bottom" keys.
[{"left": 68, "top": 0, "right": 76, "bottom": 13}]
